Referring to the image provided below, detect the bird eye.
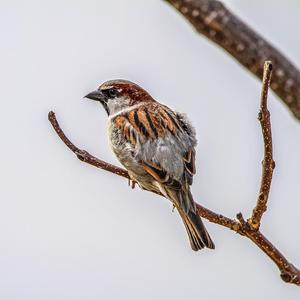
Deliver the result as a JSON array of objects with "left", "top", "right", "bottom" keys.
[{"left": 108, "top": 88, "right": 118, "bottom": 98}]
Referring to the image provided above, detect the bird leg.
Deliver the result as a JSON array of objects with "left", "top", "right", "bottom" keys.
[{"left": 128, "top": 177, "right": 137, "bottom": 189}]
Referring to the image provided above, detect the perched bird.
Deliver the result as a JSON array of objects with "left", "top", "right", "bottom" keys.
[{"left": 85, "top": 80, "right": 214, "bottom": 251}]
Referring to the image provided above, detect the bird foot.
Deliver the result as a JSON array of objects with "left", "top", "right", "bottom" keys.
[{"left": 128, "top": 178, "right": 137, "bottom": 189}]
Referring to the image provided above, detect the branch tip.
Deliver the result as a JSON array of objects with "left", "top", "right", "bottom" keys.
[
  {"left": 265, "top": 60, "right": 273, "bottom": 71},
  {"left": 249, "top": 60, "right": 274, "bottom": 230},
  {"left": 48, "top": 110, "right": 55, "bottom": 120}
]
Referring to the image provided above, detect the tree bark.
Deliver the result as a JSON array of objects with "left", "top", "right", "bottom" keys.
[{"left": 164, "top": 0, "right": 300, "bottom": 120}]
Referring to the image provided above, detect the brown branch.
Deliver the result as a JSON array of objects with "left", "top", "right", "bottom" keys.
[
  {"left": 48, "top": 111, "right": 129, "bottom": 179},
  {"left": 248, "top": 61, "right": 274, "bottom": 230},
  {"left": 163, "top": 0, "right": 300, "bottom": 121},
  {"left": 236, "top": 213, "right": 300, "bottom": 285},
  {"left": 48, "top": 61, "right": 300, "bottom": 285}
]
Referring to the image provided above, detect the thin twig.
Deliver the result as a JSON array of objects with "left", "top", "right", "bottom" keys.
[
  {"left": 163, "top": 0, "right": 300, "bottom": 120},
  {"left": 48, "top": 111, "right": 129, "bottom": 179},
  {"left": 248, "top": 61, "right": 274, "bottom": 230}
]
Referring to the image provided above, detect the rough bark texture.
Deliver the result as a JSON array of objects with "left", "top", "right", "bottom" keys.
[
  {"left": 164, "top": 0, "right": 300, "bottom": 120},
  {"left": 249, "top": 62, "right": 274, "bottom": 230}
]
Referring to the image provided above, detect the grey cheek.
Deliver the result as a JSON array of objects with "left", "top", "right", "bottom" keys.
[
  {"left": 106, "top": 97, "right": 130, "bottom": 115},
  {"left": 106, "top": 99, "right": 115, "bottom": 112}
]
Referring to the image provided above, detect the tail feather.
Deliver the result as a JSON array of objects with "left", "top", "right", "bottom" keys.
[
  {"left": 167, "top": 188, "right": 215, "bottom": 251},
  {"left": 177, "top": 207, "right": 215, "bottom": 251},
  {"left": 187, "top": 210, "right": 215, "bottom": 250}
]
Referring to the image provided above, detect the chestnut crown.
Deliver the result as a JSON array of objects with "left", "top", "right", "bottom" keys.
[{"left": 85, "top": 79, "right": 155, "bottom": 116}]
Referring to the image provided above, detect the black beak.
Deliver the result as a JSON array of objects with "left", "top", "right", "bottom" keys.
[{"left": 84, "top": 90, "right": 106, "bottom": 102}]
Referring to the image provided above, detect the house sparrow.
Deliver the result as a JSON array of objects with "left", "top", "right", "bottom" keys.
[{"left": 85, "top": 80, "right": 214, "bottom": 251}]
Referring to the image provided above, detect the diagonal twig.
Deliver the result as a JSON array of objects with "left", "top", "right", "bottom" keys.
[{"left": 48, "top": 111, "right": 129, "bottom": 179}]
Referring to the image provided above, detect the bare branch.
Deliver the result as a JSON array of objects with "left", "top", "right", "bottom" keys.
[
  {"left": 48, "top": 69, "right": 300, "bottom": 286},
  {"left": 48, "top": 111, "right": 129, "bottom": 179},
  {"left": 236, "top": 213, "right": 300, "bottom": 285},
  {"left": 163, "top": 0, "right": 300, "bottom": 120},
  {"left": 248, "top": 61, "right": 274, "bottom": 230}
]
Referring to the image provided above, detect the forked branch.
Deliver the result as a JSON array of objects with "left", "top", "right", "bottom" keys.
[{"left": 48, "top": 61, "right": 299, "bottom": 285}]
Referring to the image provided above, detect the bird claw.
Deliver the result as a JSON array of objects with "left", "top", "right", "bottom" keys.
[
  {"left": 172, "top": 204, "right": 176, "bottom": 212},
  {"left": 128, "top": 178, "right": 137, "bottom": 189}
]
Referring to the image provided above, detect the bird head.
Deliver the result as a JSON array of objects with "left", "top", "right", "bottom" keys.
[{"left": 85, "top": 79, "right": 155, "bottom": 116}]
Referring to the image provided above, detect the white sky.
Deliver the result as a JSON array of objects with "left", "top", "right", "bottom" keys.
[{"left": 1, "top": 0, "right": 300, "bottom": 299}]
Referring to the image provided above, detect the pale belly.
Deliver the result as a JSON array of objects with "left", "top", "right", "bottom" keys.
[{"left": 108, "top": 121, "right": 158, "bottom": 193}]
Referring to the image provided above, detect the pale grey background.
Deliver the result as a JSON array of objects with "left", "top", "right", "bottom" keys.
[{"left": 1, "top": 0, "right": 300, "bottom": 299}]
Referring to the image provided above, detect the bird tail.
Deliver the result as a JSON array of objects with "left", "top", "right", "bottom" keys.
[
  {"left": 168, "top": 188, "right": 215, "bottom": 251},
  {"left": 178, "top": 207, "right": 215, "bottom": 251}
]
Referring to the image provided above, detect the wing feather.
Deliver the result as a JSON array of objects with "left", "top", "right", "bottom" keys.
[
  {"left": 142, "top": 162, "right": 182, "bottom": 190},
  {"left": 113, "top": 103, "right": 196, "bottom": 187}
]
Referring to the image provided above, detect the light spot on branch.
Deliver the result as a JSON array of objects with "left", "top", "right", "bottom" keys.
[
  {"left": 204, "top": 11, "right": 218, "bottom": 25},
  {"left": 192, "top": 9, "right": 200, "bottom": 17},
  {"left": 276, "top": 69, "right": 284, "bottom": 77},
  {"left": 180, "top": 6, "right": 189, "bottom": 14},
  {"left": 285, "top": 78, "right": 294, "bottom": 91},
  {"left": 236, "top": 44, "right": 245, "bottom": 52}
]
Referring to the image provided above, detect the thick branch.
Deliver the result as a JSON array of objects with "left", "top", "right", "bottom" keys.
[{"left": 164, "top": 0, "right": 300, "bottom": 120}]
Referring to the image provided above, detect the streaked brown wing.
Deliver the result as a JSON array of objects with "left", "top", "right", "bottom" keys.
[
  {"left": 184, "top": 150, "right": 196, "bottom": 176},
  {"left": 125, "top": 103, "right": 181, "bottom": 139},
  {"left": 113, "top": 103, "right": 196, "bottom": 187},
  {"left": 183, "top": 149, "right": 196, "bottom": 185},
  {"left": 113, "top": 115, "right": 137, "bottom": 146},
  {"left": 142, "top": 161, "right": 182, "bottom": 190}
]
